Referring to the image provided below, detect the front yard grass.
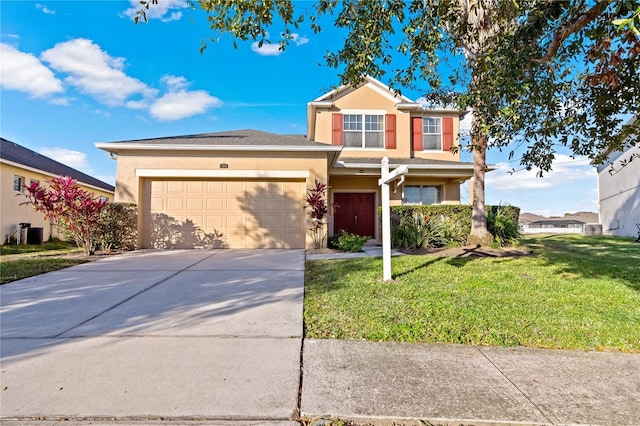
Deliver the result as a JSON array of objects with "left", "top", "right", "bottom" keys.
[
  {"left": 1, "top": 240, "right": 87, "bottom": 284},
  {"left": 1, "top": 258, "right": 89, "bottom": 284},
  {"left": 304, "top": 234, "right": 640, "bottom": 352}
]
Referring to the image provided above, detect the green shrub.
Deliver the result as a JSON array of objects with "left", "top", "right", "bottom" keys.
[
  {"left": 97, "top": 203, "right": 137, "bottom": 251},
  {"left": 487, "top": 204, "right": 521, "bottom": 246},
  {"left": 336, "top": 231, "right": 370, "bottom": 252},
  {"left": 428, "top": 216, "right": 467, "bottom": 247},
  {"left": 387, "top": 204, "right": 520, "bottom": 248},
  {"left": 392, "top": 211, "right": 431, "bottom": 249}
]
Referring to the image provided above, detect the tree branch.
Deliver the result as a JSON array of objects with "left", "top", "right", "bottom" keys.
[{"left": 532, "top": 1, "right": 612, "bottom": 64}]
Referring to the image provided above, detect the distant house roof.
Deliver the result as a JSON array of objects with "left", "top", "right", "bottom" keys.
[
  {"left": 1, "top": 138, "right": 115, "bottom": 193},
  {"left": 520, "top": 212, "right": 598, "bottom": 226}
]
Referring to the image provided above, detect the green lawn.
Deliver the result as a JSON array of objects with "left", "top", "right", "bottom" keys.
[
  {"left": 1, "top": 258, "right": 89, "bottom": 284},
  {"left": 1, "top": 240, "right": 86, "bottom": 284},
  {"left": 304, "top": 234, "right": 640, "bottom": 352},
  {"left": 0, "top": 239, "right": 79, "bottom": 255}
]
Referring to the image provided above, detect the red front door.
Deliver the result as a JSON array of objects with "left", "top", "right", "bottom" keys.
[{"left": 333, "top": 193, "right": 375, "bottom": 238}]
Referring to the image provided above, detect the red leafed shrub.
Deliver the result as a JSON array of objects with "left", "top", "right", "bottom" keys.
[
  {"left": 305, "top": 179, "right": 331, "bottom": 249},
  {"left": 22, "top": 176, "right": 108, "bottom": 255}
]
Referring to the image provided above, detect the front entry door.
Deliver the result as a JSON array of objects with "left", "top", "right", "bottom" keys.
[{"left": 334, "top": 193, "right": 375, "bottom": 238}]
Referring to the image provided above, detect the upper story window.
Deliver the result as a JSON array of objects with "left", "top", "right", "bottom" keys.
[
  {"left": 343, "top": 114, "right": 384, "bottom": 149},
  {"left": 423, "top": 117, "right": 442, "bottom": 150},
  {"left": 99, "top": 196, "right": 109, "bottom": 202},
  {"left": 13, "top": 175, "right": 25, "bottom": 192}
]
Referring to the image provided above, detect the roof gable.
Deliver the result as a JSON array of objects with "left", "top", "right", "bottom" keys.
[
  {"left": 312, "top": 75, "right": 413, "bottom": 105},
  {"left": 1, "top": 138, "right": 115, "bottom": 192}
]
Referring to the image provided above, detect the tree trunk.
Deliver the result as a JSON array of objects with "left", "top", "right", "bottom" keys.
[{"left": 467, "top": 131, "right": 494, "bottom": 246}]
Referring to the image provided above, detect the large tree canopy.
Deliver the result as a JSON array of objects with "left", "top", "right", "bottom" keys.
[{"left": 138, "top": 0, "right": 639, "bottom": 244}]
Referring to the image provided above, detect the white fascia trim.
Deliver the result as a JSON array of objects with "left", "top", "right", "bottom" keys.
[
  {"left": 95, "top": 143, "right": 341, "bottom": 152},
  {"left": 339, "top": 162, "right": 476, "bottom": 171},
  {"left": 340, "top": 109, "right": 388, "bottom": 115},
  {"left": 0, "top": 158, "right": 115, "bottom": 194},
  {"left": 135, "top": 169, "right": 310, "bottom": 179},
  {"left": 308, "top": 101, "right": 334, "bottom": 108}
]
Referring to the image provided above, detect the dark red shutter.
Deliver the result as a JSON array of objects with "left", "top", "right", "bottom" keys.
[
  {"left": 332, "top": 113, "right": 343, "bottom": 146},
  {"left": 385, "top": 114, "right": 396, "bottom": 149},
  {"left": 443, "top": 117, "right": 454, "bottom": 152},
  {"left": 412, "top": 117, "right": 423, "bottom": 151}
]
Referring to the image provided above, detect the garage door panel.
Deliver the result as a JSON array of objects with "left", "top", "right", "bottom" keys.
[
  {"left": 206, "top": 198, "right": 223, "bottom": 210},
  {"left": 166, "top": 181, "right": 184, "bottom": 192},
  {"left": 187, "top": 198, "right": 204, "bottom": 210},
  {"left": 148, "top": 179, "right": 306, "bottom": 249},
  {"left": 187, "top": 181, "right": 203, "bottom": 192}
]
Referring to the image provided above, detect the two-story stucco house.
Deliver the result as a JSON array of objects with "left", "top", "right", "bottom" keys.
[
  {"left": 1, "top": 138, "right": 115, "bottom": 243},
  {"left": 96, "top": 76, "right": 476, "bottom": 249}
]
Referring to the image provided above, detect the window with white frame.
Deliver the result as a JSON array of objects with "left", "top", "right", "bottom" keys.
[
  {"left": 343, "top": 114, "right": 384, "bottom": 148},
  {"left": 13, "top": 175, "right": 25, "bottom": 192},
  {"left": 402, "top": 185, "right": 442, "bottom": 205},
  {"left": 423, "top": 117, "right": 442, "bottom": 150}
]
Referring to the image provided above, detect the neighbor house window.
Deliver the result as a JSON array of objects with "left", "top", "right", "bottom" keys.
[
  {"left": 343, "top": 114, "right": 384, "bottom": 148},
  {"left": 402, "top": 185, "right": 442, "bottom": 205},
  {"left": 423, "top": 117, "right": 442, "bottom": 150},
  {"left": 99, "top": 196, "right": 109, "bottom": 202},
  {"left": 13, "top": 176, "right": 25, "bottom": 192}
]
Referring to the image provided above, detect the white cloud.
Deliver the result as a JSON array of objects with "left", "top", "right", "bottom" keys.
[
  {"left": 487, "top": 154, "right": 594, "bottom": 192},
  {"left": 251, "top": 41, "right": 283, "bottom": 56},
  {"left": 484, "top": 154, "right": 598, "bottom": 215},
  {"left": 161, "top": 11, "right": 182, "bottom": 22},
  {"left": 2, "top": 34, "right": 20, "bottom": 39},
  {"left": 35, "top": 4, "right": 55, "bottom": 15},
  {"left": 160, "top": 74, "right": 189, "bottom": 90},
  {"left": 40, "top": 38, "right": 157, "bottom": 106},
  {"left": 49, "top": 97, "right": 71, "bottom": 106},
  {"left": 0, "top": 43, "right": 64, "bottom": 98},
  {"left": 147, "top": 74, "right": 222, "bottom": 121},
  {"left": 291, "top": 33, "right": 309, "bottom": 46},
  {"left": 125, "top": 100, "right": 150, "bottom": 110},
  {"left": 150, "top": 90, "right": 222, "bottom": 121},
  {"left": 251, "top": 32, "right": 309, "bottom": 56},
  {"left": 121, "top": 0, "right": 187, "bottom": 21},
  {"left": 39, "top": 147, "right": 91, "bottom": 171}
]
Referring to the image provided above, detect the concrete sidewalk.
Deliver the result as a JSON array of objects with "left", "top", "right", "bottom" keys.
[
  {"left": 1, "top": 249, "right": 304, "bottom": 422},
  {"left": 301, "top": 339, "right": 640, "bottom": 425}
]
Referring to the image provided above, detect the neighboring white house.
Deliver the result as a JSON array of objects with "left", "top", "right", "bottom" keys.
[
  {"left": 596, "top": 115, "right": 640, "bottom": 238},
  {"left": 519, "top": 212, "right": 599, "bottom": 234}
]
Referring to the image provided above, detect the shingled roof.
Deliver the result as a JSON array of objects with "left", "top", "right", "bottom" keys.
[
  {"left": 1, "top": 138, "right": 115, "bottom": 192},
  {"left": 98, "top": 129, "right": 332, "bottom": 148}
]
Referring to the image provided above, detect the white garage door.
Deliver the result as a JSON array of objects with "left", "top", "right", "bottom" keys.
[{"left": 147, "top": 179, "right": 306, "bottom": 249}]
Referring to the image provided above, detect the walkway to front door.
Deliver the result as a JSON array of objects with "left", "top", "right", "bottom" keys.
[{"left": 333, "top": 192, "right": 375, "bottom": 238}]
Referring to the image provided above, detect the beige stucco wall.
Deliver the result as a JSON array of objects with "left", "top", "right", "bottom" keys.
[
  {"left": 112, "top": 150, "right": 330, "bottom": 249},
  {"left": 310, "top": 83, "right": 461, "bottom": 161},
  {"left": 0, "top": 162, "right": 114, "bottom": 243}
]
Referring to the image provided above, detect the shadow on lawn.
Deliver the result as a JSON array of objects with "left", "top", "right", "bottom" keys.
[{"left": 523, "top": 234, "right": 640, "bottom": 292}]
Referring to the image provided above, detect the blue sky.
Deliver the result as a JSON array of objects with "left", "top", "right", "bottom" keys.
[{"left": 1, "top": 0, "right": 598, "bottom": 216}]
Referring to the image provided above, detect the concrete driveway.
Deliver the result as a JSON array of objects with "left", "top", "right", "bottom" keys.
[{"left": 0, "top": 249, "right": 304, "bottom": 421}]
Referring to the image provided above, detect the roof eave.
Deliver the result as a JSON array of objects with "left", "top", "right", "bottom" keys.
[{"left": 95, "top": 142, "right": 343, "bottom": 153}]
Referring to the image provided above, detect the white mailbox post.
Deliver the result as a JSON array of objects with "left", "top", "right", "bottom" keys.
[{"left": 379, "top": 157, "right": 408, "bottom": 281}]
